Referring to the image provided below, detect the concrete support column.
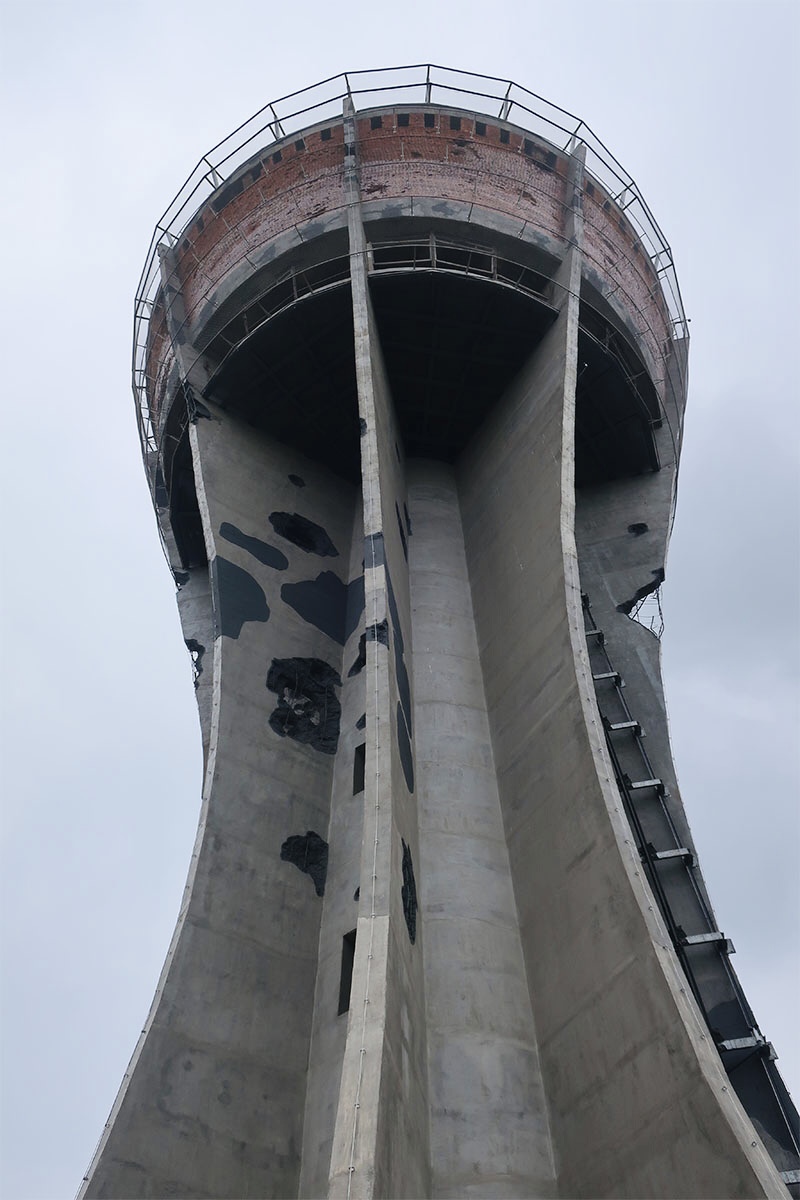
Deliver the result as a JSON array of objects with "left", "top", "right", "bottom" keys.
[
  {"left": 328, "top": 99, "right": 430, "bottom": 1200},
  {"left": 409, "top": 460, "right": 557, "bottom": 1199}
]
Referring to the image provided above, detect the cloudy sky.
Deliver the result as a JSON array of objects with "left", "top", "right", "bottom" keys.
[{"left": 1, "top": 1, "right": 798, "bottom": 1196}]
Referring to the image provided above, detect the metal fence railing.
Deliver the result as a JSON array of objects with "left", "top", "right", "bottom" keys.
[{"left": 133, "top": 64, "right": 689, "bottom": 476}]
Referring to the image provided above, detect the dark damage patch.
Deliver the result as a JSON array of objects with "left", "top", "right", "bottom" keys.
[
  {"left": 185, "top": 638, "right": 205, "bottom": 688},
  {"left": 397, "top": 700, "right": 414, "bottom": 796},
  {"left": 269, "top": 512, "right": 339, "bottom": 557},
  {"left": 616, "top": 567, "right": 665, "bottom": 616},
  {"left": 214, "top": 557, "right": 270, "bottom": 638},
  {"left": 280, "top": 831, "right": 328, "bottom": 896},
  {"left": 348, "top": 632, "right": 367, "bottom": 678},
  {"left": 386, "top": 568, "right": 414, "bottom": 792},
  {"left": 363, "top": 531, "right": 385, "bottom": 567},
  {"left": 220, "top": 522, "right": 289, "bottom": 570},
  {"left": 348, "top": 619, "right": 388, "bottom": 677},
  {"left": 281, "top": 572, "right": 364, "bottom": 646},
  {"left": 266, "top": 657, "right": 341, "bottom": 754},
  {"left": 395, "top": 502, "right": 408, "bottom": 562},
  {"left": 401, "top": 839, "right": 418, "bottom": 944}
]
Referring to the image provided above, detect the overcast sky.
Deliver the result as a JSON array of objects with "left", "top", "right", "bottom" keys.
[{"left": 1, "top": 2, "right": 798, "bottom": 1197}]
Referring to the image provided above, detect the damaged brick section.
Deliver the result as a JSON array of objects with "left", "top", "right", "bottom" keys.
[{"left": 280, "top": 831, "right": 328, "bottom": 896}]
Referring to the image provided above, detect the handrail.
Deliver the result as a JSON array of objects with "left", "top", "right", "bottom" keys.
[{"left": 132, "top": 64, "right": 689, "bottom": 474}]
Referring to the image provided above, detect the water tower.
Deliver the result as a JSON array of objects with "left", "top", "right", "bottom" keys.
[{"left": 80, "top": 66, "right": 799, "bottom": 1199}]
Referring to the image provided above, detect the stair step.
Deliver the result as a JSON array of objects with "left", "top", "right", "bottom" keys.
[
  {"left": 718, "top": 1035, "right": 770, "bottom": 1054},
  {"left": 652, "top": 847, "right": 694, "bottom": 864},
  {"left": 607, "top": 719, "right": 641, "bottom": 734},
  {"left": 626, "top": 776, "right": 664, "bottom": 794},
  {"left": 680, "top": 930, "right": 734, "bottom": 953},
  {"left": 592, "top": 671, "right": 623, "bottom": 685}
]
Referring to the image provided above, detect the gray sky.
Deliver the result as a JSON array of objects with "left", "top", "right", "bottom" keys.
[{"left": 1, "top": 2, "right": 798, "bottom": 1196}]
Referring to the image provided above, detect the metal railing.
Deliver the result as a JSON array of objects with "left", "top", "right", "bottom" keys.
[{"left": 132, "top": 64, "right": 689, "bottom": 470}]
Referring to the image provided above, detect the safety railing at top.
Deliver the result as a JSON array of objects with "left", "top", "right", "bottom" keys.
[{"left": 132, "top": 63, "right": 689, "bottom": 462}]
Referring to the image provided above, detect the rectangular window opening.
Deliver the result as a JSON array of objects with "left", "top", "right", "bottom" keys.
[
  {"left": 370, "top": 115, "right": 383, "bottom": 130},
  {"left": 500, "top": 128, "right": 510, "bottom": 145},
  {"left": 424, "top": 112, "right": 435, "bottom": 128},
  {"left": 397, "top": 113, "right": 410, "bottom": 127},
  {"left": 272, "top": 150, "right": 282, "bottom": 164},
  {"left": 295, "top": 138, "right": 306, "bottom": 152},
  {"left": 321, "top": 128, "right": 332, "bottom": 141},
  {"left": 338, "top": 929, "right": 357, "bottom": 1014},
  {"left": 449, "top": 115, "right": 461, "bottom": 131},
  {"left": 353, "top": 742, "right": 366, "bottom": 795},
  {"left": 475, "top": 121, "right": 487, "bottom": 136}
]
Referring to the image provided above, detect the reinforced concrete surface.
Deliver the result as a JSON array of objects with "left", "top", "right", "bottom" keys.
[{"left": 79, "top": 69, "right": 798, "bottom": 1199}]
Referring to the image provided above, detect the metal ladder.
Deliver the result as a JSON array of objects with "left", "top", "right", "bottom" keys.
[{"left": 582, "top": 593, "right": 800, "bottom": 1189}]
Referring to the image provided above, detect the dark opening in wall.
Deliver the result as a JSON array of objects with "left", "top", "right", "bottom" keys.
[
  {"left": 169, "top": 430, "right": 207, "bottom": 570},
  {"left": 424, "top": 113, "right": 435, "bottom": 128},
  {"left": 338, "top": 929, "right": 357, "bottom": 1014},
  {"left": 449, "top": 115, "right": 461, "bottom": 131},
  {"left": 397, "top": 113, "right": 410, "bottom": 127},
  {"left": 476, "top": 121, "right": 487, "bottom": 136},
  {"left": 353, "top": 742, "right": 366, "bottom": 794},
  {"left": 500, "top": 128, "right": 510, "bottom": 144},
  {"left": 371, "top": 115, "right": 383, "bottom": 130}
]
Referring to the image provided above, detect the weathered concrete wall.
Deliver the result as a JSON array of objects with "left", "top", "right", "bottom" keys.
[
  {"left": 82, "top": 407, "right": 360, "bottom": 1199},
  {"left": 458, "top": 233, "right": 783, "bottom": 1199},
  {"left": 409, "top": 460, "right": 556, "bottom": 1199},
  {"left": 298, "top": 499, "right": 366, "bottom": 1199}
]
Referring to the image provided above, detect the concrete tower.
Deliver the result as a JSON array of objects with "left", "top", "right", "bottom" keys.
[{"left": 80, "top": 67, "right": 799, "bottom": 1199}]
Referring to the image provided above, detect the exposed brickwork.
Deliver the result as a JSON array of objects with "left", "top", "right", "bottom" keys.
[
  {"left": 170, "top": 125, "right": 347, "bottom": 333},
  {"left": 146, "top": 107, "right": 673, "bottom": 421},
  {"left": 582, "top": 179, "right": 671, "bottom": 383},
  {"left": 356, "top": 112, "right": 567, "bottom": 242},
  {"left": 146, "top": 298, "right": 172, "bottom": 424}
]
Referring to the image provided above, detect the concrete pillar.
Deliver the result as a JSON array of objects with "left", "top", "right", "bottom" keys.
[
  {"left": 409, "top": 460, "right": 557, "bottom": 1198},
  {"left": 327, "top": 98, "right": 431, "bottom": 1200}
]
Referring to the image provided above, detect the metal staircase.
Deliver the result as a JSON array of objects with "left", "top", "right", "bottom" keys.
[{"left": 582, "top": 593, "right": 800, "bottom": 1193}]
